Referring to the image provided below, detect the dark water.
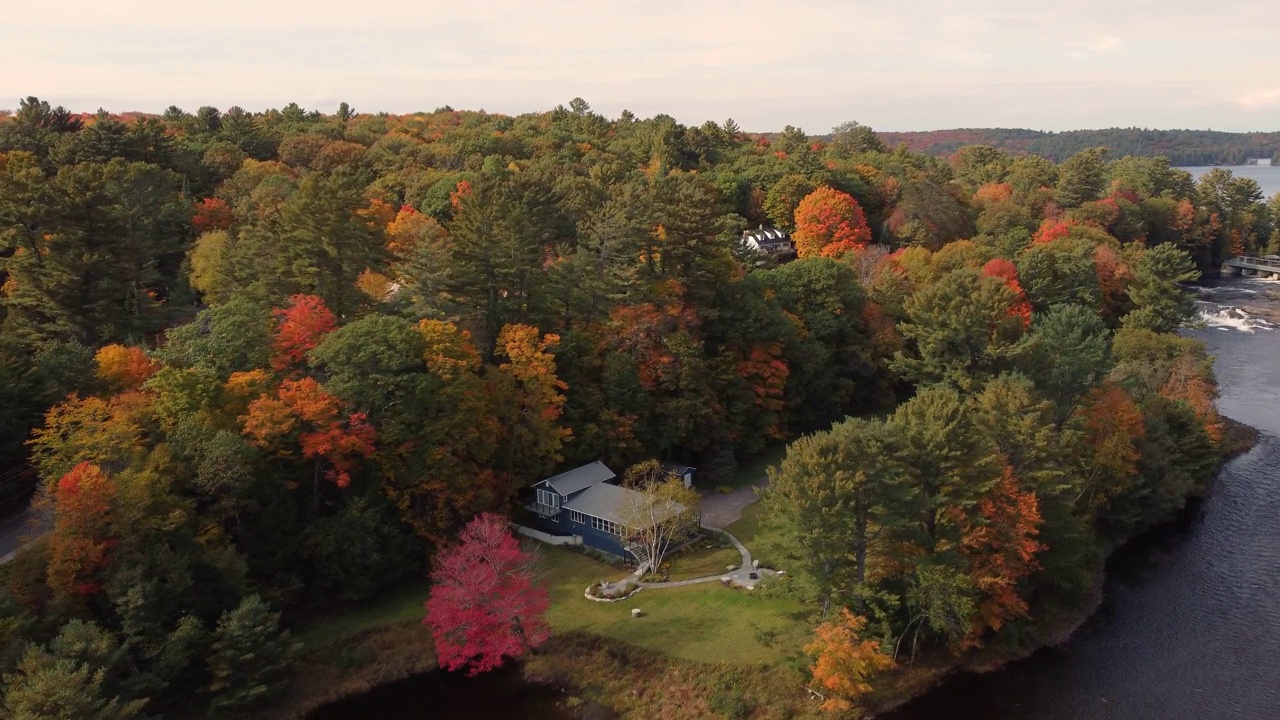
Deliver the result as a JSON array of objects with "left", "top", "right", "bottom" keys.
[
  {"left": 306, "top": 665, "right": 581, "bottom": 720},
  {"left": 314, "top": 280, "right": 1280, "bottom": 720},
  {"left": 887, "top": 278, "right": 1280, "bottom": 720}
]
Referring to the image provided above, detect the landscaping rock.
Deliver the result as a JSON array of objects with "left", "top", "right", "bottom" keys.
[
  {"left": 726, "top": 565, "right": 737, "bottom": 571},
  {"left": 752, "top": 559, "right": 760, "bottom": 569},
  {"left": 631, "top": 608, "right": 642, "bottom": 618}
]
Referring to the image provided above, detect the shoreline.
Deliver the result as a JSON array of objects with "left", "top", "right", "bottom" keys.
[{"left": 860, "top": 414, "right": 1261, "bottom": 718}]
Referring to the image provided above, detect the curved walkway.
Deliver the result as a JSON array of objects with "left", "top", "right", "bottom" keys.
[{"left": 603, "top": 525, "right": 775, "bottom": 593}]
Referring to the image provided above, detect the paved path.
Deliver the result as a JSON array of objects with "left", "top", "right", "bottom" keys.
[
  {"left": 601, "top": 525, "right": 776, "bottom": 594},
  {"left": 0, "top": 506, "right": 45, "bottom": 564},
  {"left": 698, "top": 477, "right": 769, "bottom": 529}
]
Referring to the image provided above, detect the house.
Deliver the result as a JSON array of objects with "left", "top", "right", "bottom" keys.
[
  {"left": 528, "top": 461, "right": 698, "bottom": 559},
  {"left": 741, "top": 226, "right": 797, "bottom": 263}
]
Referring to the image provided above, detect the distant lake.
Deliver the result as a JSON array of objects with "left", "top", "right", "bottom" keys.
[{"left": 1178, "top": 163, "right": 1280, "bottom": 198}]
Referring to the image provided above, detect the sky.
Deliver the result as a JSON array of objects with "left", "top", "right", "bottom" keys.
[{"left": 3, "top": 0, "right": 1279, "bottom": 133}]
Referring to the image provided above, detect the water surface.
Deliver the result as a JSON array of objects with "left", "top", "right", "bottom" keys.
[
  {"left": 1178, "top": 164, "right": 1280, "bottom": 198},
  {"left": 887, "top": 278, "right": 1280, "bottom": 719}
]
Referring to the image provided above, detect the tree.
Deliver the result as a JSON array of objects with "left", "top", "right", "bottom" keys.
[
  {"left": 94, "top": 345, "right": 158, "bottom": 391},
  {"left": 2, "top": 620, "right": 147, "bottom": 720},
  {"left": 488, "top": 324, "right": 572, "bottom": 483},
  {"left": 805, "top": 609, "right": 894, "bottom": 713},
  {"left": 270, "top": 294, "right": 337, "bottom": 372},
  {"left": 1054, "top": 148, "right": 1107, "bottom": 208},
  {"left": 241, "top": 377, "right": 376, "bottom": 489},
  {"left": 206, "top": 595, "right": 297, "bottom": 716},
  {"left": 958, "top": 466, "right": 1043, "bottom": 646},
  {"left": 891, "top": 268, "right": 1028, "bottom": 392},
  {"left": 616, "top": 474, "right": 699, "bottom": 575},
  {"left": 47, "top": 463, "right": 119, "bottom": 597},
  {"left": 763, "top": 174, "right": 819, "bottom": 230},
  {"left": 792, "top": 187, "right": 872, "bottom": 259},
  {"left": 423, "top": 513, "right": 550, "bottom": 674},
  {"left": 1124, "top": 244, "right": 1199, "bottom": 333},
  {"left": 764, "top": 419, "right": 912, "bottom": 615}
]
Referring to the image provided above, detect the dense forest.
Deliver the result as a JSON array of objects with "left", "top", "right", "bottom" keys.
[
  {"left": 0, "top": 96, "right": 1275, "bottom": 717},
  {"left": 876, "top": 127, "right": 1280, "bottom": 166}
]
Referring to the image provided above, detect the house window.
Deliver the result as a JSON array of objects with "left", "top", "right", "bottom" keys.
[
  {"left": 535, "top": 488, "right": 560, "bottom": 517},
  {"left": 569, "top": 510, "right": 585, "bottom": 524},
  {"left": 536, "top": 488, "right": 560, "bottom": 508},
  {"left": 590, "top": 516, "right": 622, "bottom": 536}
]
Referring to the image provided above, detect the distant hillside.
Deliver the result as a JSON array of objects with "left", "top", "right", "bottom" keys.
[{"left": 875, "top": 128, "right": 1280, "bottom": 166}]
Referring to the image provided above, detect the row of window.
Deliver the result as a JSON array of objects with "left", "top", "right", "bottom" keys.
[
  {"left": 536, "top": 488, "right": 560, "bottom": 509},
  {"left": 591, "top": 516, "right": 622, "bottom": 536}
]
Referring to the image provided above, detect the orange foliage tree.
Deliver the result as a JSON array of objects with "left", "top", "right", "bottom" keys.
[
  {"left": 958, "top": 466, "right": 1044, "bottom": 646},
  {"left": 242, "top": 377, "right": 375, "bottom": 488},
  {"left": 1032, "top": 218, "right": 1074, "bottom": 245},
  {"left": 1075, "top": 382, "right": 1146, "bottom": 512},
  {"left": 981, "top": 259, "right": 1032, "bottom": 328},
  {"left": 805, "top": 609, "right": 895, "bottom": 713},
  {"left": 1159, "top": 356, "right": 1223, "bottom": 443},
  {"left": 792, "top": 187, "right": 873, "bottom": 259},
  {"left": 94, "top": 344, "right": 158, "bottom": 390},
  {"left": 271, "top": 294, "right": 338, "bottom": 372},
  {"left": 735, "top": 342, "right": 790, "bottom": 439},
  {"left": 47, "top": 462, "right": 118, "bottom": 596}
]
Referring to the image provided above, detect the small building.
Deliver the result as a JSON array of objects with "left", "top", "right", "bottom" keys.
[
  {"left": 528, "top": 461, "right": 697, "bottom": 559},
  {"left": 664, "top": 463, "right": 697, "bottom": 488},
  {"left": 741, "top": 226, "right": 797, "bottom": 263}
]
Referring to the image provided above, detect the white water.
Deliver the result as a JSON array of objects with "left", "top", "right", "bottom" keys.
[{"left": 1196, "top": 302, "right": 1274, "bottom": 333}]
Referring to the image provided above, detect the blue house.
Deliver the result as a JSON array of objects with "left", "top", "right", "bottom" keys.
[{"left": 527, "top": 461, "right": 697, "bottom": 560}]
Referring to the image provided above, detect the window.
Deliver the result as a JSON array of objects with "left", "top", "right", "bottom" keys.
[
  {"left": 534, "top": 488, "right": 560, "bottom": 517},
  {"left": 590, "top": 516, "right": 622, "bottom": 536},
  {"left": 569, "top": 510, "right": 585, "bottom": 524},
  {"left": 536, "top": 488, "right": 560, "bottom": 509}
]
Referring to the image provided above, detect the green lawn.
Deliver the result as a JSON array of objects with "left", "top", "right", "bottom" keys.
[
  {"left": 722, "top": 443, "right": 786, "bottom": 490},
  {"left": 539, "top": 544, "right": 809, "bottom": 664},
  {"left": 661, "top": 542, "right": 742, "bottom": 582},
  {"left": 298, "top": 577, "right": 432, "bottom": 649}
]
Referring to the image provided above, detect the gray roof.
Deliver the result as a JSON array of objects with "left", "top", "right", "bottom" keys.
[
  {"left": 563, "top": 482, "right": 636, "bottom": 523},
  {"left": 564, "top": 482, "right": 692, "bottom": 526},
  {"left": 542, "top": 461, "right": 616, "bottom": 496}
]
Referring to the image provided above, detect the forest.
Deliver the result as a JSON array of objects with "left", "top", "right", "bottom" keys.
[
  {"left": 0, "top": 95, "right": 1275, "bottom": 717},
  {"left": 876, "top": 127, "right": 1280, "bottom": 166}
]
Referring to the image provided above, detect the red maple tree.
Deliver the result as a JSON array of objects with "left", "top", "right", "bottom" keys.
[
  {"left": 47, "top": 462, "right": 118, "bottom": 596},
  {"left": 423, "top": 512, "right": 550, "bottom": 674},
  {"left": 192, "top": 197, "right": 234, "bottom": 232},
  {"left": 981, "top": 258, "right": 1032, "bottom": 328},
  {"left": 271, "top": 294, "right": 338, "bottom": 372}
]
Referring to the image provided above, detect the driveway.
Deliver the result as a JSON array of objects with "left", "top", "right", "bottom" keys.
[{"left": 699, "top": 476, "right": 769, "bottom": 529}]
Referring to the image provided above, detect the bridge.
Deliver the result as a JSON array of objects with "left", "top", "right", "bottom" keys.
[{"left": 1221, "top": 256, "right": 1280, "bottom": 279}]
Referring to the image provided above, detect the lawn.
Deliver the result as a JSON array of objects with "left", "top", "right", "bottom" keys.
[
  {"left": 538, "top": 543, "right": 810, "bottom": 665},
  {"left": 298, "top": 577, "right": 432, "bottom": 649},
  {"left": 722, "top": 443, "right": 787, "bottom": 490},
  {"left": 661, "top": 539, "right": 742, "bottom": 582}
]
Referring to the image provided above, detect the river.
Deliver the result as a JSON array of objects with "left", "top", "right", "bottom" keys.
[
  {"left": 313, "top": 280, "right": 1280, "bottom": 720},
  {"left": 886, "top": 278, "right": 1280, "bottom": 719}
]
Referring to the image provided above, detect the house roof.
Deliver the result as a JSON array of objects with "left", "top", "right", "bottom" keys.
[
  {"left": 563, "top": 482, "right": 635, "bottom": 523},
  {"left": 565, "top": 482, "right": 692, "bottom": 526},
  {"left": 542, "top": 461, "right": 616, "bottom": 496},
  {"left": 742, "top": 227, "right": 795, "bottom": 253}
]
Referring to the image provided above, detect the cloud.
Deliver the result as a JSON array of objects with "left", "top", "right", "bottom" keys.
[{"left": 1238, "top": 89, "right": 1280, "bottom": 110}]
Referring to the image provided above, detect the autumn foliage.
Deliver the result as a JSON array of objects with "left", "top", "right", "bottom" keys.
[
  {"left": 423, "top": 512, "right": 550, "bottom": 675},
  {"left": 805, "top": 609, "right": 894, "bottom": 713},
  {"left": 959, "top": 466, "right": 1044, "bottom": 646},
  {"left": 94, "top": 344, "right": 158, "bottom": 390},
  {"left": 792, "top": 187, "right": 872, "bottom": 259},
  {"left": 241, "top": 378, "right": 375, "bottom": 488},
  {"left": 271, "top": 294, "right": 338, "bottom": 372},
  {"left": 981, "top": 258, "right": 1032, "bottom": 327},
  {"left": 47, "top": 462, "right": 118, "bottom": 596},
  {"left": 192, "top": 197, "right": 235, "bottom": 232}
]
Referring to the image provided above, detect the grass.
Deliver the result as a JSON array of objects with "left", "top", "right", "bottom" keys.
[
  {"left": 538, "top": 543, "right": 811, "bottom": 665},
  {"left": 662, "top": 541, "right": 742, "bottom": 582},
  {"left": 298, "top": 577, "right": 432, "bottom": 649},
  {"left": 722, "top": 442, "right": 787, "bottom": 490}
]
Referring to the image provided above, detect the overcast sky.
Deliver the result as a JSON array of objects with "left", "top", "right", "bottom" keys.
[{"left": 3, "top": 0, "right": 1278, "bottom": 132}]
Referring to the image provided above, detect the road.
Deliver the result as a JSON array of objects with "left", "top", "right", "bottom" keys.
[{"left": 0, "top": 505, "right": 44, "bottom": 564}]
